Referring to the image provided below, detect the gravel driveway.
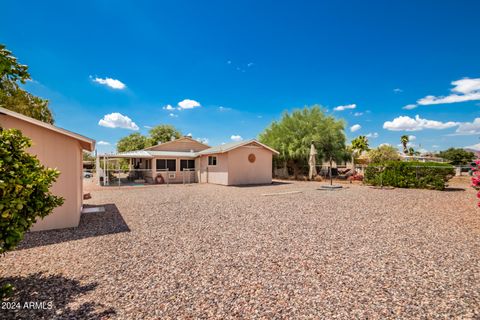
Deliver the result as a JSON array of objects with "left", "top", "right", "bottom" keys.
[{"left": 1, "top": 181, "right": 479, "bottom": 319}]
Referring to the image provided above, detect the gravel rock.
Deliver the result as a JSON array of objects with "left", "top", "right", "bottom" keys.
[{"left": 1, "top": 180, "right": 479, "bottom": 319}]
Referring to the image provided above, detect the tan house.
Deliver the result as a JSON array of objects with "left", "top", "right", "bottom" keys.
[
  {"left": 102, "top": 137, "right": 279, "bottom": 186},
  {"left": 0, "top": 107, "right": 95, "bottom": 231}
]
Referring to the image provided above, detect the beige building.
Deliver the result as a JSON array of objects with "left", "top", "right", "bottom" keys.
[
  {"left": 102, "top": 137, "right": 279, "bottom": 186},
  {"left": 0, "top": 107, "right": 95, "bottom": 231}
]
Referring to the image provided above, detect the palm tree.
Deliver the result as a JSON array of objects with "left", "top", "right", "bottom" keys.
[
  {"left": 351, "top": 135, "right": 369, "bottom": 155},
  {"left": 351, "top": 135, "right": 369, "bottom": 165},
  {"left": 400, "top": 135, "right": 409, "bottom": 154}
]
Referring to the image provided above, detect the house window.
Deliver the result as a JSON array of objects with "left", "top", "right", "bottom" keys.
[
  {"left": 180, "top": 159, "right": 195, "bottom": 171},
  {"left": 156, "top": 159, "right": 176, "bottom": 171},
  {"left": 208, "top": 156, "right": 217, "bottom": 166}
]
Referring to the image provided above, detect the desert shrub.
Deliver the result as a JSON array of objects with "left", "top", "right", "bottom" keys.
[
  {"left": 364, "top": 161, "right": 455, "bottom": 190},
  {"left": 0, "top": 128, "right": 64, "bottom": 254},
  {"left": 367, "top": 145, "right": 401, "bottom": 163}
]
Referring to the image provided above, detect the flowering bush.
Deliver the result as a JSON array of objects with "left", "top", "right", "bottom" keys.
[
  {"left": 471, "top": 160, "right": 480, "bottom": 207},
  {"left": 348, "top": 174, "right": 364, "bottom": 181}
]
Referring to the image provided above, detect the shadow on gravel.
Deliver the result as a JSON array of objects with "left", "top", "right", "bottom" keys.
[
  {"left": 17, "top": 204, "right": 130, "bottom": 250},
  {"left": 444, "top": 187, "right": 466, "bottom": 192},
  {"left": 232, "top": 180, "right": 293, "bottom": 188},
  {"left": 0, "top": 272, "right": 115, "bottom": 319}
]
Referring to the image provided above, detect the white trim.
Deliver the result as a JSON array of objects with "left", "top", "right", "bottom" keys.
[
  {"left": 207, "top": 155, "right": 217, "bottom": 166},
  {"left": 0, "top": 107, "right": 95, "bottom": 151},
  {"left": 199, "top": 139, "right": 280, "bottom": 155}
]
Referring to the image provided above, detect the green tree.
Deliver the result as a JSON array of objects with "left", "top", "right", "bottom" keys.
[
  {"left": 0, "top": 44, "right": 53, "bottom": 124},
  {"left": 351, "top": 135, "right": 370, "bottom": 164},
  {"left": 83, "top": 151, "right": 95, "bottom": 162},
  {"left": 437, "top": 148, "right": 475, "bottom": 165},
  {"left": 0, "top": 128, "right": 63, "bottom": 299},
  {"left": 408, "top": 147, "right": 420, "bottom": 156},
  {"left": 148, "top": 125, "right": 182, "bottom": 146},
  {"left": 259, "top": 105, "right": 347, "bottom": 178},
  {"left": 368, "top": 145, "right": 401, "bottom": 163},
  {"left": 400, "top": 135, "right": 409, "bottom": 154},
  {"left": 116, "top": 133, "right": 150, "bottom": 152}
]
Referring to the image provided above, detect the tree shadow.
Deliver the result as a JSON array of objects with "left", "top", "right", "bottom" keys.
[
  {"left": 232, "top": 180, "right": 293, "bottom": 188},
  {"left": 0, "top": 272, "right": 115, "bottom": 319},
  {"left": 443, "top": 187, "right": 466, "bottom": 192},
  {"left": 17, "top": 204, "right": 130, "bottom": 250}
]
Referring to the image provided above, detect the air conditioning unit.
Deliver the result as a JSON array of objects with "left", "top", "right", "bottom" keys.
[{"left": 168, "top": 172, "right": 176, "bottom": 179}]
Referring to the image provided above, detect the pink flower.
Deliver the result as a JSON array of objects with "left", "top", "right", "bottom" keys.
[
  {"left": 475, "top": 160, "right": 480, "bottom": 165},
  {"left": 477, "top": 202, "right": 480, "bottom": 208},
  {"left": 477, "top": 191, "right": 480, "bottom": 199},
  {"left": 472, "top": 178, "right": 480, "bottom": 186}
]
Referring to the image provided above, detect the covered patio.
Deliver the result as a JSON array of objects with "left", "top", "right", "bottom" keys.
[{"left": 96, "top": 150, "right": 197, "bottom": 186}]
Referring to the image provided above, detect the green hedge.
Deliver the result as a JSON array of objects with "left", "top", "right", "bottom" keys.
[{"left": 364, "top": 161, "right": 455, "bottom": 190}]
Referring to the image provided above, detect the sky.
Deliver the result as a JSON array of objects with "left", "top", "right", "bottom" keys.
[{"left": 1, "top": 0, "right": 480, "bottom": 153}]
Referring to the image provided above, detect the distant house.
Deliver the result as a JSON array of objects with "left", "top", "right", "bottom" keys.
[
  {"left": 101, "top": 137, "right": 279, "bottom": 186},
  {"left": 0, "top": 107, "right": 95, "bottom": 231},
  {"left": 401, "top": 155, "right": 447, "bottom": 163}
]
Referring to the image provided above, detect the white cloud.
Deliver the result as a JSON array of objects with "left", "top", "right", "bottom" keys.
[
  {"left": 231, "top": 135, "right": 243, "bottom": 142},
  {"left": 144, "top": 125, "right": 152, "bottom": 129},
  {"left": 186, "top": 133, "right": 192, "bottom": 137},
  {"left": 196, "top": 137, "right": 209, "bottom": 144},
  {"left": 383, "top": 115, "right": 459, "bottom": 131},
  {"left": 432, "top": 145, "right": 440, "bottom": 148},
  {"left": 178, "top": 99, "right": 201, "bottom": 110},
  {"left": 247, "top": 62, "right": 254, "bottom": 67},
  {"left": 97, "top": 141, "right": 110, "bottom": 145},
  {"left": 163, "top": 104, "right": 175, "bottom": 110},
  {"left": 334, "top": 104, "right": 356, "bottom": 111},
  {"left": 350, "top": 124, "right": 361, "bottom": 132},
  {"left": 91, "top": 76, "right": 126, "bottom": 90},
  {"left": 402, "top": 104, "right": 418, "bottom": 110},
  {"left": 354, "top": 112, "right": 364, "bottom": 116},
  {"left": 408, "top": 135, "right": 416, "bottom": 141},
  {"left": 366, "top": 132, "right": 378, "bottom": 138},
  {"left": 169, "top": 113, "right": 178, "bottom": 118},
  {"left": 379, "top": 143, "right": 391, "bottom": 147},
  {"left": 218, "top": 106, "right": 232, "bottom": 111},
  {"left": 465, "top": 143, "right": 480, "bottom": 151},
  {"left": 455, "top": 118, "right": 480, "bottom": 135},
  {"left": 98, "top": 113, "right": 139, "bottom": 130},
  {"left": 417, "top": 78, "right": 480, "bottom": 105},
  {"left": 393, "top": 88, "right": 403, "bottom": 93}
]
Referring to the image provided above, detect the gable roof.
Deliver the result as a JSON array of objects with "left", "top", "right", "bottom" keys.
[
  {"left": 102, "top": 139, "right": 279, "bottom": 158},
  {"left": 0, "top": 107, "right": 95, "bottom": 151},
  {"left": 198, "top": 139, "right": 279, "bottom": 155},
  {"left": 102, "top": 150, "right": 199, "bottom": 159},
  {"left": 144, "top": 136, "right": 210, "bottom": 151}
]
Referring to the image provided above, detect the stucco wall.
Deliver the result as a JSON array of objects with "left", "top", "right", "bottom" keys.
[
  {"left": 198, "top": 153, "right": 229, "bottom": 185},
  {"left": 149, "top": 156, "right": 197, "bottom": 183},
  {"left": 227, "top": 145, "right": 273, "bottom": 185},
  {"left": 0, "top": 115, "right": 83, "bottom": 231}
]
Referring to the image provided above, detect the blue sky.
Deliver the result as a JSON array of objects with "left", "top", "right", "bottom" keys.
[{"left": 1, "top": 1, "right": 480, "bottom": 153}]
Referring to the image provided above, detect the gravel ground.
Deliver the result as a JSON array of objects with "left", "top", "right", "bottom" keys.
[{"left": 1, "top": 180, "right": 479, "bottom": 319}]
